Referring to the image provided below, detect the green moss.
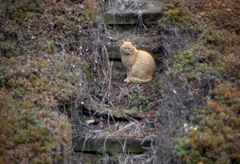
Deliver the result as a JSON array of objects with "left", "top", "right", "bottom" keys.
[
  {"left": 130, "top": 86, "right": 150, "bottom": 110},
  {"left": 163, "top": 7, "right": 195, "bottom": 29},
  {"left": 86, "top": 70, "right": 93, "bottom": 81},
  {"left": 171, "top": 44, "right": 221, "bottom": 81},
  {"left": 203, "top": 28, "right": 225, "bottom": 47},
  {"left": 83, "top": 5, "right": 98, "bottom": 27}
]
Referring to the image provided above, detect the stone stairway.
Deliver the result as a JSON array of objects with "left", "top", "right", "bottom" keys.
[
  {"left": 103, "top": 0, "right": 162, "bottom": 25},
  {"left": 72, "top": 0, "right": 163, "bottom": 163},
  {"left": 103, "top": 0, "right": 163, "bottom": 60}
]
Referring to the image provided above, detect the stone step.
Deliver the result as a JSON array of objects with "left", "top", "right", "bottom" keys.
[
  {"left": 103, "top": 10, "right": 162, "bottom": 25},
  {"left": 103, "top": 0, "right": 162, "bottom": 25},
  {"left": 83, "top": 100, "right": 144, "bottom": 120},
  {"left": 106, "top": 46, "right": 159, "bottom": 61},
  {"left": 102, "top": 24, "right": 162, "bottom": 60},
  {"left": 63, "top": 42, "right": 161, "bottom": 61},
  {"left": 73, "top": 136, "right": 151, "bottom": 154}
]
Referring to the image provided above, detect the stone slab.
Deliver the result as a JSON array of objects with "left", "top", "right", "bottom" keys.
[
  {"left": 104, "top": 10, "right": 162, "bottom": 25},
  {"left": 83, "top": 100, "right": 144, "bottom": 120},
  {"left": 108, "top": 46, "right": 155, "bottom": 58},
  {"left": 73, "top": 137, "right": 151, "bottom": 154},
  {"left": 103, "top": 0, "right": 162, "bottom": 25}
]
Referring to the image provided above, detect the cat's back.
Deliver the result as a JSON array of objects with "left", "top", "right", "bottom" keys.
[
  {"left": 135, "top": 50, "right": 156, "bottom": 67},
  {"left": 120, "top": 42, "right": 156, "bottom": 72}
]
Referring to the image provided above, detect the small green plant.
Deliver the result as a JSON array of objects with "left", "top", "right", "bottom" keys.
[
  {"left": 131, "top": 86, "right": 150, "bottom": 111},
  {"left": 131, "top": 87, "right": 139, "bottom": 102},
  {"left": 104, "top": 131, "right": 111, "bottom": 137},
  {"left": 130, "top": 109, "right": 137, "bottom": 113},
  {"left": 156, "top": 111, "right": 161, "bottom": 118},
  {"left": 82, "top": 0, "right": 99, "bottom": 26}
]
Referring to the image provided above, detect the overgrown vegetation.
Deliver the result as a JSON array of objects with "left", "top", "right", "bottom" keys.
[
  {"left": 0, "top": 0, "right": 94, "bottom": 162},
  {"left": 1, "top": 0, "right": 239, "bottom": 163},
  {"left": 175, "top": 83, "right": 240, "bottom": 163},
  {"left": 161, "top": 0, "right": 240, "bottom": 163},
  {"left": 0, "top": 90, "right": 72, "bottom": 163}
]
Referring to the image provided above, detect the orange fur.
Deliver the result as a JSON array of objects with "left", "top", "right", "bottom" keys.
[{"left": 120, "top": 41, "right": 156, "bottom": 83}]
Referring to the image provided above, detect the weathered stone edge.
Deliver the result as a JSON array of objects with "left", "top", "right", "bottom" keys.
[{"left": 73, "top": 137, "right": 152, "bottom": 154}]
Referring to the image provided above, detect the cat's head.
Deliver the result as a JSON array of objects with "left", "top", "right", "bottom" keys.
[{"left": 120, "top": 41, "right": 136, "bottom": 55}]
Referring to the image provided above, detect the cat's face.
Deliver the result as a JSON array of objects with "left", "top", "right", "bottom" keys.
[{"left": 120, "top": 42, "right": 136, "bottom": 55}]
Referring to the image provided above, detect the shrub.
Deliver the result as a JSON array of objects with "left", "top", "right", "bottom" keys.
[
  {"left": 163, "top": 0, "right": 240, "bottom": 163},
  {"left": 0, "top": 1, "right": 89, "bottom": 162},
  {"left": 0, "top": 90, "right": 72, "bottom": 163},
  {"left": 174, "top": 82, "right": 240, "bottom": 163},
  {"left": 82, "top": 0, "right": 99, "bottom": 26},
  {"left": 163, "top": 7, "right": 196, "bottom": 29}
]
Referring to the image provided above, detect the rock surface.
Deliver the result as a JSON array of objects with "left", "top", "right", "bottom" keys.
[
  {"left": 103, "top": 0, "right": 162, "bottom": 25},
  {"left": 73, "top": 136, "right": 151, "bottom": 154}
]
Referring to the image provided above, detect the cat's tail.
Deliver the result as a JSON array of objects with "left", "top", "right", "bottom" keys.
[{"left": 126, "top": 77, "right": 153, "bottom": 83}]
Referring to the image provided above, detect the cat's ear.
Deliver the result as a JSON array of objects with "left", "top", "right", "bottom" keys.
[{"left": 129, "top": 41, "right": 135, "bottom": 46}]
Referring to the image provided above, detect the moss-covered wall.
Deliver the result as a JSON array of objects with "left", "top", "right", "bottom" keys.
[{"left": 161, "top": 0, "right": 240, "bottom": 163}]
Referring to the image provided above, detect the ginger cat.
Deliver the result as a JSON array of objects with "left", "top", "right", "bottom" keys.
[{"left": 120, "top": 41, "right": 156, "bottom": 83}]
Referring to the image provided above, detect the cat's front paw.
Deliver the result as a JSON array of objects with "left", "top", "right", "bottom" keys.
[{"left": 124, "top": 78, "right": 130, "bottom": 83}]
